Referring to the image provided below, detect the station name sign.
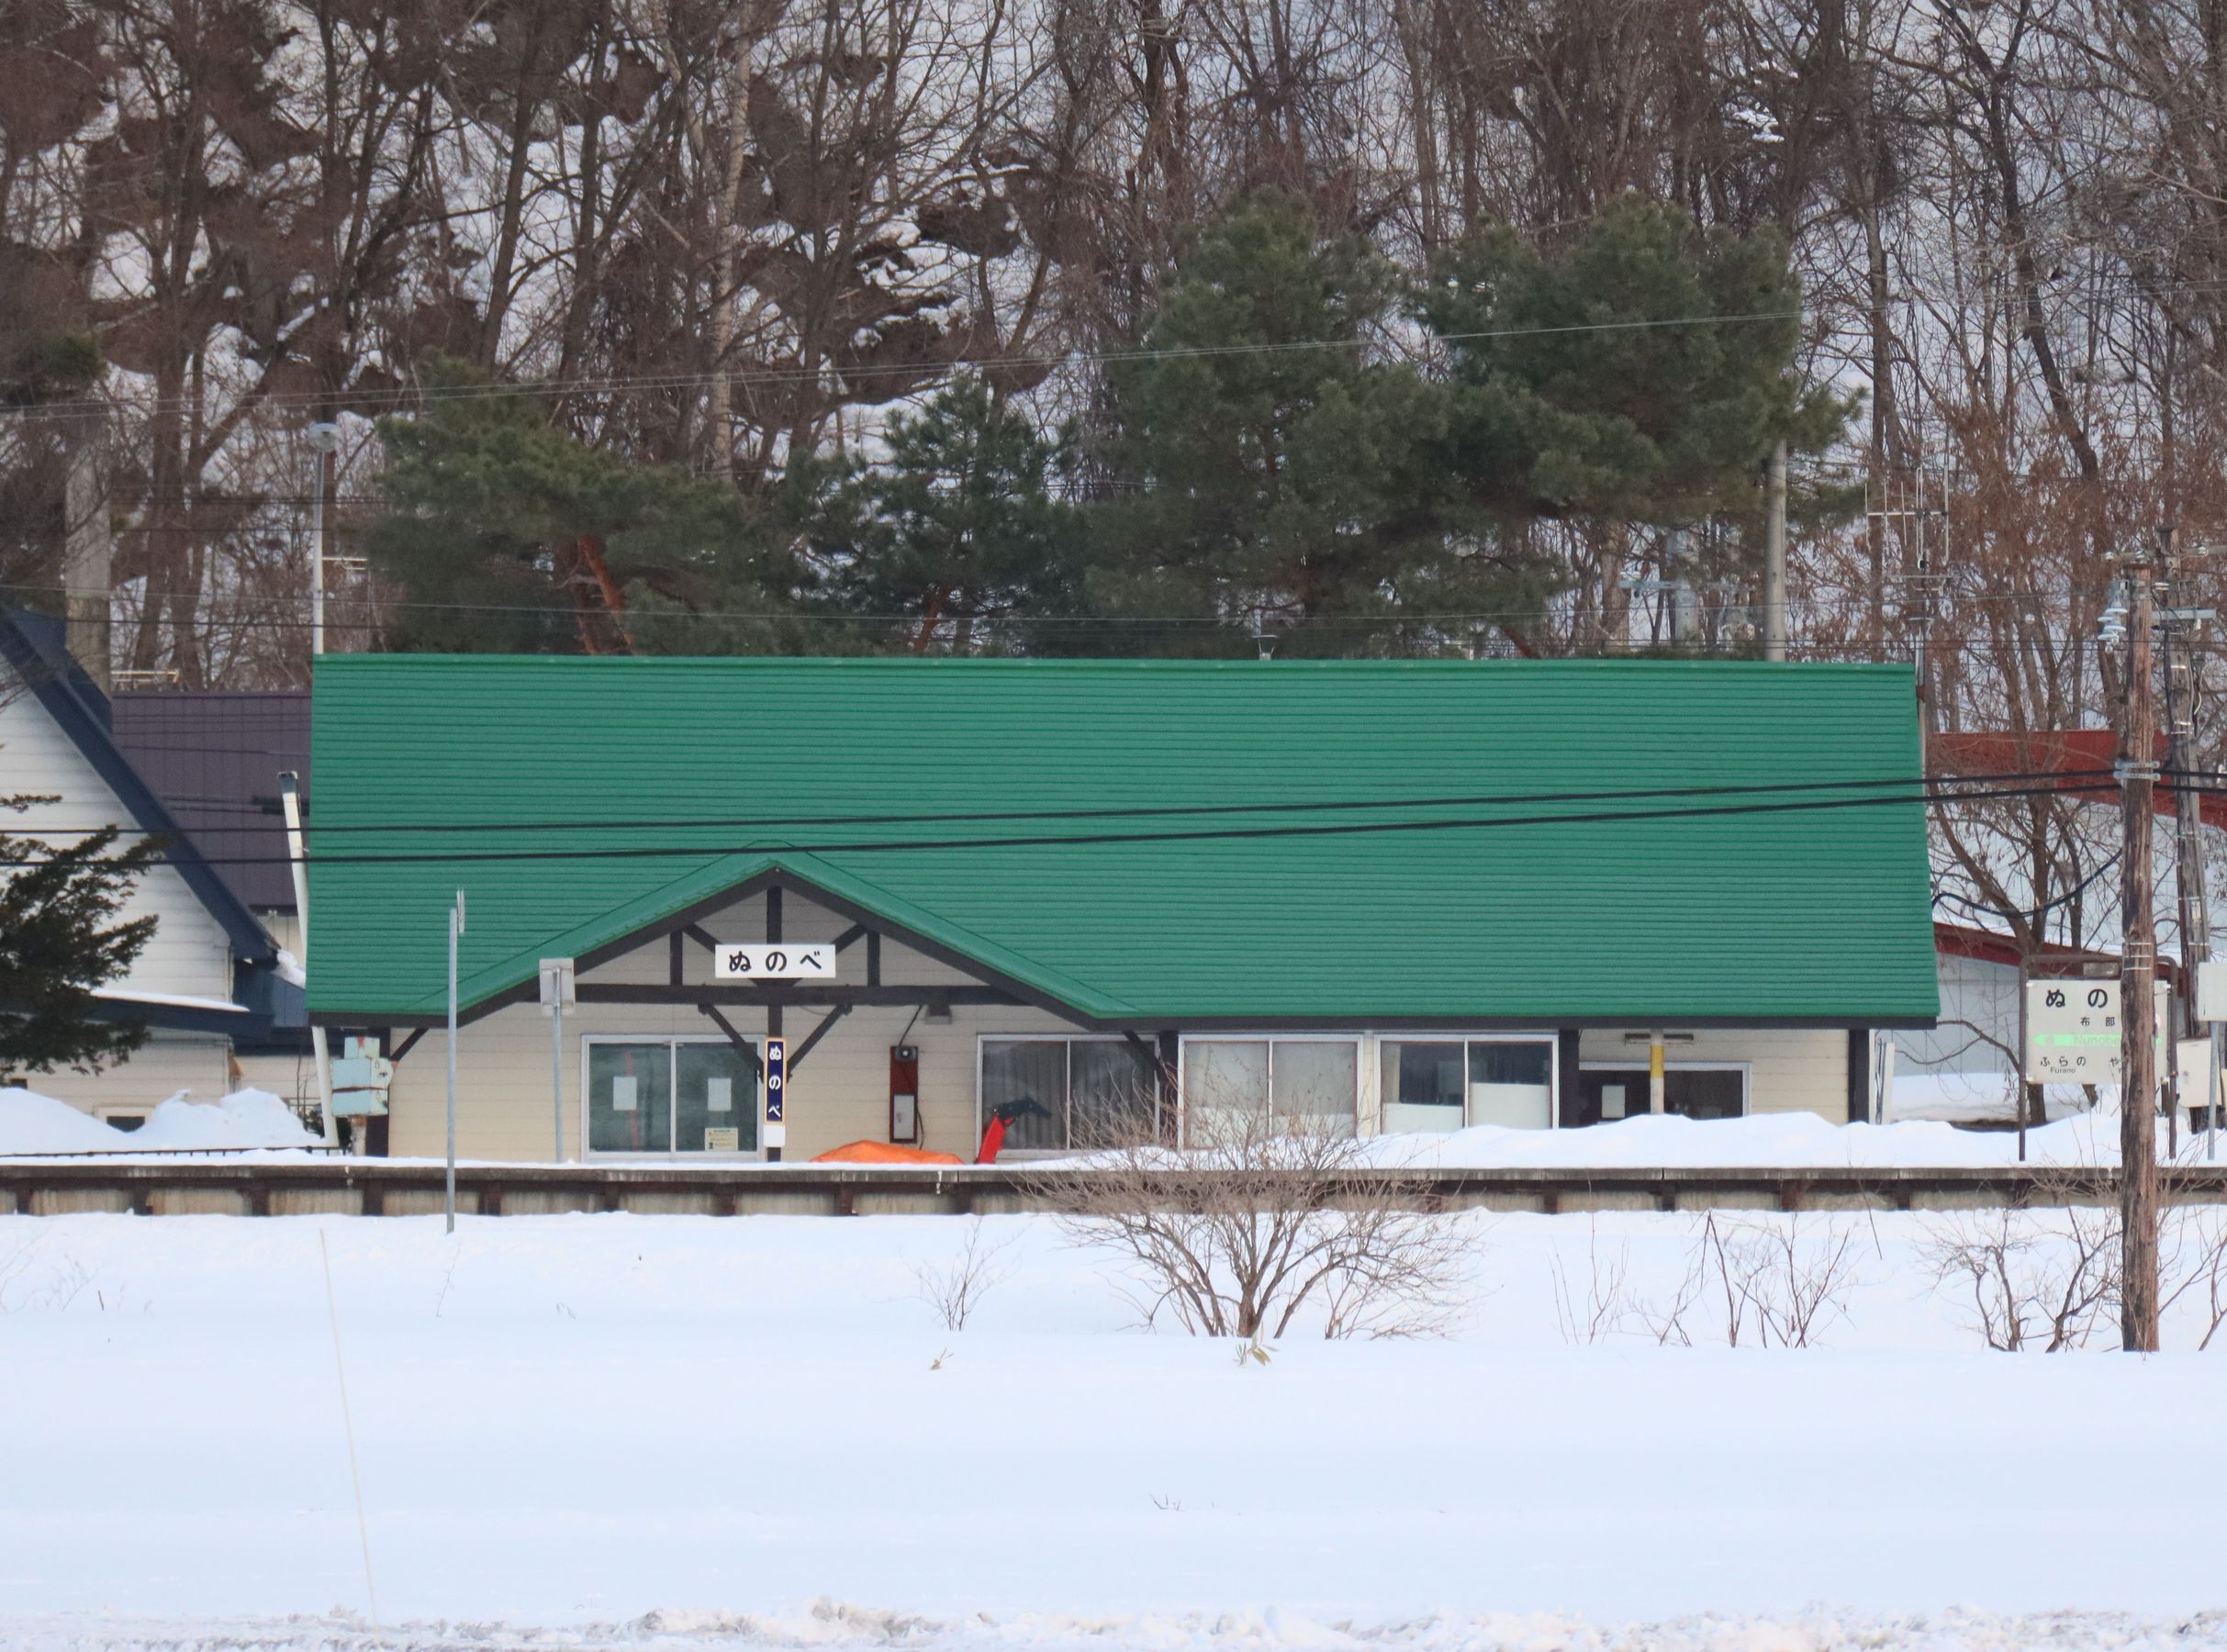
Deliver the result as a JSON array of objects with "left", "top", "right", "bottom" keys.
[
  {"left": 2022, "top": 977, "right": 2166, "bottom": 1084},
  {"left": 712, "top": 943, "right": 836, "bottom": 980}
]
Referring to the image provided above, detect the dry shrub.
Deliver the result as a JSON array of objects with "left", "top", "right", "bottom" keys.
[
  {"left": 1918, "top": 1202, "right": 2120, "bottom": 1351},
  {"left": 912, "top": 1214, "right": 1017, "bottom": 1332},
  {"left": 1030, "top": 1106, "right": 1473, "bottom": 1342},
  {"left": 1643, "top": 1212, "right": 1866, "bottom": 1348}
]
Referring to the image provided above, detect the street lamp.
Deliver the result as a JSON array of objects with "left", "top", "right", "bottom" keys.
[{"left": 306, "top": 421, "right": 342, "bottom": 658}]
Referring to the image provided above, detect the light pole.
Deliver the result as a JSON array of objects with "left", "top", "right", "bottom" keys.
[
  {"left": 307, "top": 421, "right": 341, "bottom": 659},
  {"left": 447, "top": 888, "right": 465, "bottom": 1234}
]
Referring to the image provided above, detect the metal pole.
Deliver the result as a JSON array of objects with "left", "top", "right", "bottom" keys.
[
  {"left": 1763, "top": 441, "right": 1788, "bottom": 662},
  {"left": 446, "top": 890, "right": 462, "bottom": 1234},
  {"left": 2017, "top": 954, "right": 2029, "bottom": 1164},
  {"left": 2120, "top": 540, "right": 2162, "bottom": 1354},
  {"left": 552, "top": 999, "right": 565, "bottom": 1163},
  {"left": 281, "top": 774, "right": 337, "bottom": 1148},
  {"left": 2211, "top": 1017, "right": 2221, "bottom": 1161}
]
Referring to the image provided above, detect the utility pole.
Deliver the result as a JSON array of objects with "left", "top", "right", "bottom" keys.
[
  {"left": 446, "top": 888, "right": 465, "bottom": 1235},
  {"left": 1763, "top": 441, "right": 1788, "bottom": 663},
  {"left": 2163, "top": 587, "right": 2214, "bottom": 1159},
  {"left": 2117, "top": 539, "right": 2163, "bottom": 1354}
]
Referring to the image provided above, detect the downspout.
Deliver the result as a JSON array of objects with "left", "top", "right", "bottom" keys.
[{"left": 281, "top": 771, "right": 337, "bottom": 1146}]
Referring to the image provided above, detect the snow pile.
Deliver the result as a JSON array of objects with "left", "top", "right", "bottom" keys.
[
  {"left": 1352, "top": 1109, "right": 2131, "bottom": 1170},
  {"left": 135, "top": 1088, "right": 318, "bottom": 1151},
  {"left": 0, "top": 1088, "right": 122, "bottom": 1154},
  {"left": 0, "top": 1086, "right": 317, "bottom": 1155}
]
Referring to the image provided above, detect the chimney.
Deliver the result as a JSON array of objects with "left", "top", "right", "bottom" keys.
[{"left": 62, "top": 421, "right": 111, "bottom": 694}]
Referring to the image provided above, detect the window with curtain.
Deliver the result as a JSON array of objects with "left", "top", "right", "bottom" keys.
[
  {"left": 1379, "top": 1039, "right": 1554, "bottom": 1133},
  {"left": 1181, "top": 1038, "right": 1359, "bottom": 1141},
  {"left": 980, "top": 1038, "right": 1157, "bottom": 1150}
]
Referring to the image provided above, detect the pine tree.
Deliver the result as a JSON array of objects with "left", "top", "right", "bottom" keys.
[
  {"left": 1419, "top": 195, "right": 1848, "bottom": 536},
  {"left": 365, "top": 355, "right": 802, "bottom": 654},
  {"left": 0, "top": 801, "right": 158, "bottom": 1077},
  {"left": 1088, "top": 191, "right": 1465, "bottom": 656},
  {"left": 804, "top": 377, "right": 1083, "bottom": 653}
]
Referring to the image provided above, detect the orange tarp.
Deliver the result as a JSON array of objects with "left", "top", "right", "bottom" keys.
[{"left": 811, "top": 1141, "right": 967, "bottom": 1166}]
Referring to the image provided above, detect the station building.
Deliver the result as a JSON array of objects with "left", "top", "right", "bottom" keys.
[{"left": 303, "top": 654, "right": 1941, "bottom": 1160}]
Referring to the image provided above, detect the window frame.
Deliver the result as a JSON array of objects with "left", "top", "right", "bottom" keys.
[
  {"left": 974, "top": 1032, "right": 1160, "bottom": 1154},
  {"left": 580, "top": 1032, "right": 764, "bottom": 1160},
  {"left": 1175, "top": 1033, "right": 1366, "bottom": 1146},
  {"left": 1576, "top": 1060, "right": 1752, "bottom": 1122},
  {"left": 1374, "top": 1032, "right": 1562, "bottom": 1132}
]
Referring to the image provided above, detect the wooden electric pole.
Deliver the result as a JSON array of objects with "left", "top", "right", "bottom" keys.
[{"left": 2119, "top": 540, "right": 2163, "bottom": 1353}]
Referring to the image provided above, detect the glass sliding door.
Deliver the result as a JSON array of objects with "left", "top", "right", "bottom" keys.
[
  {"left": 587, "top": 1038, "right": 758, "bottom": 1156},
  {"left": 1271, "top": 1042, "right": 1359, "bottom": 1136},
  {"left": 1069, "top": 1040, "right": 1155, "bottom": 1146},
  {"left": 588, "top": 1042, "right": 673, "bottom": 1154},
  {"left": 977, "top": 1037, "right": 1159, "bottom": 1151},
  {"left": 676, "top": 1041, "right": 758, "bottom": 1154},
  {"left": 981, "top": 1039, "right": 1068, "bottom": 1150}
]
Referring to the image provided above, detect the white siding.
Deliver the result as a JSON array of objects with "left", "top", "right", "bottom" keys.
[
  {"left": 0, "top": 672, "right": 236, "bottom": 1002},
  {"left": 1899, "top": 953, "right": 2020, "bottom": 1077},
  {"left": 23, "top": 1034, "right": 235, "bottom": 1116}
]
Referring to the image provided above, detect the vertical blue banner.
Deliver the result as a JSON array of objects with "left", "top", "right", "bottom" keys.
[{"left": 764, "top": 1036, "right": 788, "bottom": 1124}]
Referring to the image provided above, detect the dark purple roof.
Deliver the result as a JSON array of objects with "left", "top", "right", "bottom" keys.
[{"left": 110, "top": 691, "right": 308, "bottom": 913}]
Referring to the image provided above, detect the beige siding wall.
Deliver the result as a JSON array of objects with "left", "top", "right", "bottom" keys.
[
  {"left": 24, "top": 1034, "right": 235, "bottom": 1120},
  {"left": 382, "top": 887, "right": 1080, "bottom": 1161},
  {"left": 1574, "top": 1027, "right": 1851, "bottom": 1122},
  {"left": 376, "top": 889, "right": 1859, "bottom": 1159}
]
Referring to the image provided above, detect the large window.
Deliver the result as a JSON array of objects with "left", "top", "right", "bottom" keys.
[
  {"left": 588, "top": 1038, "right": 759, "bottom": 1155},
  {"left": 979, "top": 1037, "right": 1157, "bottom": 1150},
  {"left": 1378, "top": 1037, "right": 1555, "bottom": 1133},
  {"left": 1181, "top": 1037, "right": 1360, "bottom": 1142},
  {"left": 1574, "top": 1065, "right": 1748, "bottom": 1125}
]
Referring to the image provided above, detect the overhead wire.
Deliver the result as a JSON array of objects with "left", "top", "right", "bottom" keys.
[
  {"left": 0, "top": 307, "right": 1809, "bottom": 425},
  {"left": 0, "top": 776, "right": 2117, "bottom": 871},
  {"left": 16, "top": 767, "right": 2120, "bottom": 840}
]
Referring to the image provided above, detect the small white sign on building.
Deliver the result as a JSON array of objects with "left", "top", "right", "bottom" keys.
[
  {"left": 2023, "top": 978, "right": 2168, "bottom": 1084},
  {"left": 711, "top": 943, "right": 836, "bottom": 980}
]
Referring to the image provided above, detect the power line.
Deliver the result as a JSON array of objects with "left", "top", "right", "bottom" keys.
[
  {"left": 17, "top": 767, "right": 2114, "bottom": 840},
  {"left": 0, "top": 776, "right": 2096, "bottom": 871},
  {"left": 0, "top": 307, "right": 1807, "bottom": 425}
]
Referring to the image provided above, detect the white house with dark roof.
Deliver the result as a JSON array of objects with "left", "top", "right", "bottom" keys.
[{"left": 0, "top": 608, "right": 309, "bottom": 1127}]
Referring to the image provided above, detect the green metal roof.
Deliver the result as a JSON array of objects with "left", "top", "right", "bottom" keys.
[{"left": 306, "top": 655, "right": 1939, "bottom": 1027}]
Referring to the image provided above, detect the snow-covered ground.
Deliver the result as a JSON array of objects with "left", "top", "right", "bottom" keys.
[{"left": 1, "top": 1209, "right": 2221, "bottom": 1649}]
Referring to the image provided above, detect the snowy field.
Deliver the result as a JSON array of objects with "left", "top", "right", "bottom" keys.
[{"left": 2, "top": 1206, "right": 2223, "bottom": 1651}]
